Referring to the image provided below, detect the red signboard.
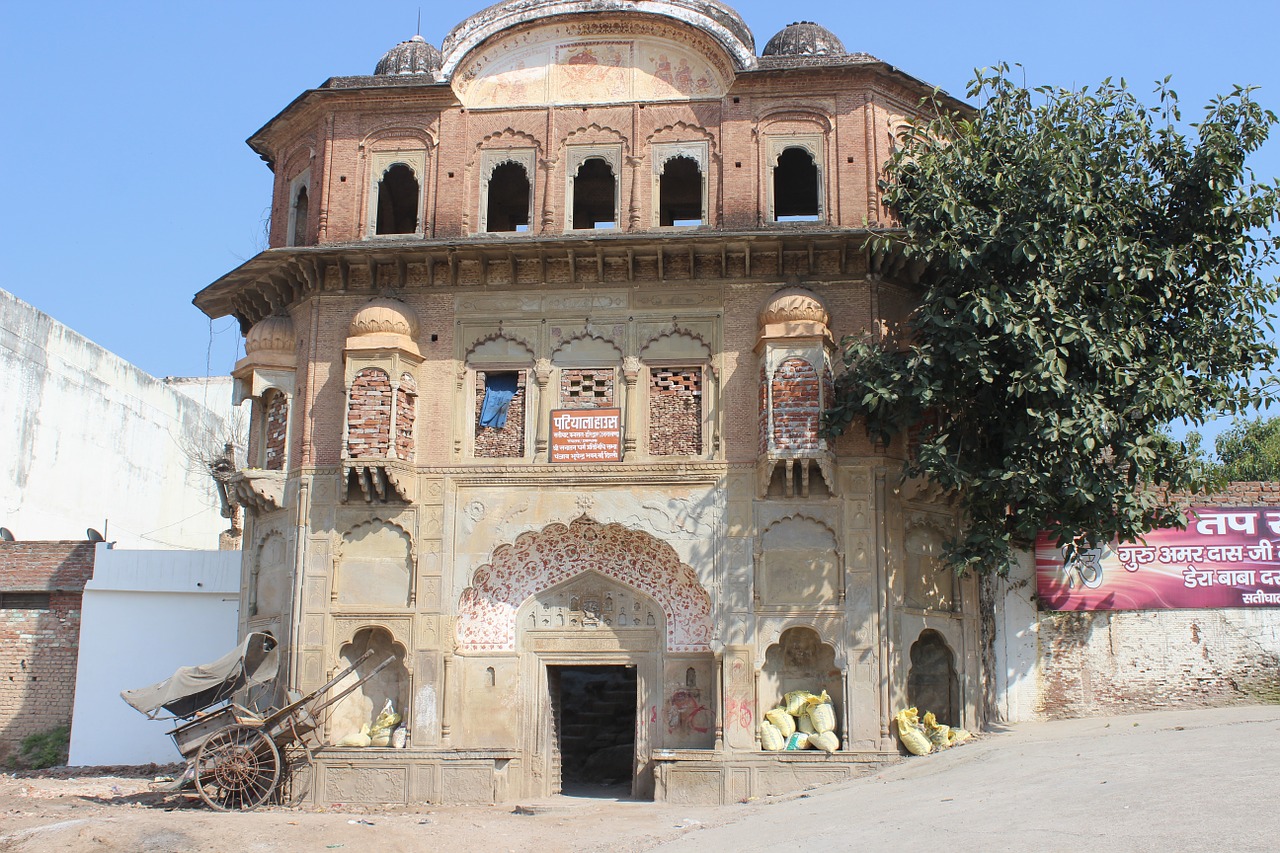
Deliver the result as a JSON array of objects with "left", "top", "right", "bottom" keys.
[
  {"left": 549, "top": 408, "right": 622, "bottom": 463},
  {"left": 1036, "top": 507, "right": 1280, "bottom": 610}
]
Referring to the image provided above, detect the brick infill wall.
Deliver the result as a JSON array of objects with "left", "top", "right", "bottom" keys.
[{"left": 0, "top": 541, "right": 95, "bottom": 762}]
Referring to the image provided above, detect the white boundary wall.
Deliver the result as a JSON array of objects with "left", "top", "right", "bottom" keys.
[{"left": 68, "top": 544, "right": 240, "bottom": 765}]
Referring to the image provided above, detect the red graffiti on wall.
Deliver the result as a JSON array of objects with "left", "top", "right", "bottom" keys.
[
  {"left": 667, "top": 689, "right": 710, "bottom": 735},
  {"left": 725, "top": 699, "right": 754, "bottom": 730}
]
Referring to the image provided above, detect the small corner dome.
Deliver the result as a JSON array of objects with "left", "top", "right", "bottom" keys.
[
  {"left": 350, "top": 297, "right": 419, "bottom": 338},
  {"left": 762, "top": 21, "right": 845, "bottom": 57},
  {"left": 244, "top": 314, "right": 296, "bottom": 356},
  {"left": 760, "top": 287, "right": 829, "bottom": 329},
  {"left": 375, "top": 34, "right": 443, "bottom": 76}
]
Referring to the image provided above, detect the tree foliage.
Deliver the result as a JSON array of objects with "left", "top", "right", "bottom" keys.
[
  {"left": 1196, "top": 416, "right": 1280, "bottom": 482},
  {"left": 824, "top": 65, "right": 1280, "bottom": 575}
]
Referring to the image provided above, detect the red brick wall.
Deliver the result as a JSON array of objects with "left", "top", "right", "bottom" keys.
[
  {"left": 0, "top": 541, "right": 95, "bottom": 762},
  {"left": 347, "top": 367, "right": 392, "bottom": 459},
  {"left": 474, "top": 370, "right": 527, "bottom": 458},
  {"left": 768, "top": 357, "right": 821, "bottom": 452},
  {"left": 649, "top": 367, "right": 702, "bottom": 455},
  {"left": 263, "top": 390, "right": 288, "bottom": 470},
  {"left": 396, "top": 373, "right": 417, "bottom": 461},
  {"left": 559, "top": 368, "right": 615, "bottom": 409}
]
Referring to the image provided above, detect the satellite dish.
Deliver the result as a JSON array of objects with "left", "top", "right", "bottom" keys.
[
  {"left": 0, "top": 527, "right": 13, "bottom": 541},
  {"left": 86, "top": 528, "right": 105, "bottom": 542}
]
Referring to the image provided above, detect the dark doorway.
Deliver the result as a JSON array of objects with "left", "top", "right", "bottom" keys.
[
  {"left": 773, "top": 146, "right": 819, "bottom": 221},
  {"left": 658, "top": 156, "right": 703, "bottom": 226},
  {"left": 376, "top": 163, "right": 419, "bottom": 234},
  {"left": 486, "top": 162, "right": 531, "bottom": 232},
  {"left": 548, "top": 665, "right": 636, "bottom": 797}
]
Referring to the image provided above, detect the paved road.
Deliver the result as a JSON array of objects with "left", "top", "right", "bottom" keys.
[{"left": 656, "top": 704, "right": 1280, "bottom": 852}]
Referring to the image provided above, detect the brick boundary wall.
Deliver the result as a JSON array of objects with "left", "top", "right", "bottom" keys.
[
  {"left": 0, "top": 541, "right": 95, "bottom": 762},
  {"left": 1031, "top": 483, "right": 1280, "bottom": 719}
]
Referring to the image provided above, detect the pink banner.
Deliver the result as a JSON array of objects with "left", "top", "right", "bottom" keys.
[{"left": 1035, "top": 507, "right": 1280, "bottom": 610}]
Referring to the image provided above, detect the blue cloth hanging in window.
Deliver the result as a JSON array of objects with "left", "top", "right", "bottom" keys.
[{"left": 479, "top": 373, "right": 518, "bottom": 428}]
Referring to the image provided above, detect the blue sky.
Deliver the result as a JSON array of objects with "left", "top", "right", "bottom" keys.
[{"left": 3, "top": 1, "right": 1277, "bottom": 444}]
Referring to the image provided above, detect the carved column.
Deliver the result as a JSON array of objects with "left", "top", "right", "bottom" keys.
[
  {"left": 539, "top": 158, "right": 557, "bottom": 232},
  {"left": 534, "top": 357, "right": 553, "bottom": 456},
  {"left": 622, "top": 355, "right": 641, "bottom": 456},
  {"left": 626, "top": 154, "right": 644, "bottom": 230}
]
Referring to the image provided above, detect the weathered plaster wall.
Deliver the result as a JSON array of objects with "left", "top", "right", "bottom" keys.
[
  {"left": 0, "top": 288, "right": 236, "bottom": 549},
  {"left": 68, "top": 544, "right": 240, "bottom": 765},
  {"left": 993, "top": 484, "right": 1280, "bottom": 722}
]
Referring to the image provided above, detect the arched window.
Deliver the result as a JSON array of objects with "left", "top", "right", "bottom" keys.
[
  {"left": 658, "top": 156, "right": 703, "bottom": 226},
  {"left": 572, "top": 158, "right": 617, "bottom": 229},
  {"left": 291, "top": 185, "right": 309, "bottom": 246},
  {"left": 485, "top": 162, "right": 531, "bottom": 232},
  {"left": 773, "top": 146, "right": 820, "bottom": 221},
  {"left": 260, "top": 389, "right": 289, "bottom": 470},
  {"left": 376, "top": 164, "right": 420, "bottom": 235}
]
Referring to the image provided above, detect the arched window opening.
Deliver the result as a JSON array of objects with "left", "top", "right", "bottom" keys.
[
  {"left": 908, "top": 630, "right": 960, "bottom": 728},
  {"left": 486, "top": 162, "right": 531, "bottom": 232},
  {"left": 572, "top": 158, "right": 617, "bottom": 229},
  {"left": 773, "top": 147, "right": 819, "bottom": 221},
  {"left": 376, "top": 164, "right": 420, "bottom": 235},
  {"left": 659, "top": 156, "right": 703, "bottom": 226},
  {"left": 291, "top": 186, "right": 310, "bottom": 246},
  {"left": 261, "top": 389, "right": 288, "bottom": 470}
]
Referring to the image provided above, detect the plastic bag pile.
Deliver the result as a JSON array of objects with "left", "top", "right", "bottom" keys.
[
  {"left": 336, "top": 699, "right": 403, "bottom": 748},
  {"left": 892, "top": 707, "right": 972, "bottom": 756},
  {"left": 760, "top": 690, "right": 839, "bottom": 753}
]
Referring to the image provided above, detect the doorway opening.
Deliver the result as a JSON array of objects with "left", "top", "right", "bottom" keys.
[{"left": 547, "top": 665, "right": 636, "bottom": 797}]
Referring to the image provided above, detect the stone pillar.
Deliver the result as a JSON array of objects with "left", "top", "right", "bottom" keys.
[
  {"left": 534, "top": 357, "right": 553, "bottom": 456},
  {"left": 622, "top": 355, "right": 641, "bottom": 456}
]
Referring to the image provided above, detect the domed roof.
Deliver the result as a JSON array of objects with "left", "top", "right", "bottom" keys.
[
  {"left": 439, "top": 0, "right": 757, "bottom": 78},
  {"left": 375, "top": 34, "right": 443, "bottom": 76},
  {"left": 350, "top": 297, "right": 419, "bottom": 338},
  {"left": 762, "top": 21, "right": 845, "bottom": 57},
  {"left": 758, "top": 286, "right": 831, "bottom": 342},
  {"left": 244, "top": 314, "right": 296, "bottom": 356}
]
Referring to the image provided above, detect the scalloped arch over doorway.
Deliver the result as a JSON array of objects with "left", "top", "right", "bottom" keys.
[{"left": 456, "top": 516, "right": 712, "bottom": 652}]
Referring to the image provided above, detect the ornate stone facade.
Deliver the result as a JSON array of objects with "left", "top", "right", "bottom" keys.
[{"left": 195, "top": 0, "right": 980, "bottom": 805}]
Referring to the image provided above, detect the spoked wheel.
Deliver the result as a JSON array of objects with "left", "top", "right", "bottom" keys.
[{"left": 195, "top": 724, "right": 281, "bottom": 811}]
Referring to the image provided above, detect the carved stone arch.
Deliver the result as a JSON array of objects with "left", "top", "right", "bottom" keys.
[
  {"left": 473, "top": 128, "right": 542, "bottom": 166},
  {"left": 646, "top": 120, "right": 716, "bottom": 148},
  {"left": 757, "top": 618, "right": 843, "bottom": 658},
  {"left": 758, "top": 108, "right": 835, "bottom": 136},
  {"left": 251, "top": 527, "right": 291, "bottom": 618},
  {"left": 360, "top": 125, "right": 437, "bottom": 153},
  {"left": 515, "top": 568, "right": 666, "bottom": 638},
  {"left": 639, "top": 328, "right": 713, "bottom": 360},
  {"left": 563, "top": 122, "right": 629, "bottom": 154},
  {"left": 551, "top": 330, "right": 624, "bottom": 362},
  {"left": 330, "top": 625, "right": 412, "bottom": 745},
  {"left": 456, "top": 517, "right": 713, "bottom": 652},
  {"left": 281, "top": 140, "right": 317, "bottom": 181},
  {"left": 466, "top": 332, "right": 537, "bottom": 363},
  {"left": 333, "top": 516, "right": 416, "bottom": 608},
  {"left": 756, "top": 514, "right": 842, "bottom": 607}
]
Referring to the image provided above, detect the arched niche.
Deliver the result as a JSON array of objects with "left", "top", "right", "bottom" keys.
[
  {"left": 330, "top": 627, "right": 410, "bottom": 744},
  {"left": 252, "top": 530, "right": 291, "bottom": 617},
  {"left": 907, "top": 629, "right": 960, "bottom": 728},
  {"left": 639, "top": 330, "right": 711, "bottom": 361},
  {"left": 335, "top": 519, "right": 413, "bottom": 608},
  {"left": 904, "top": 524, "right": 956, "bottom": 611},
  {"left": 517, "top": 570, "right": 665, "bottom": 639},
  {"left": 757, "top": 516, "right": 840, "bottom": 606},
  {"left": 760, "top": 626, "right": 842, "bottom": 725},
  {"left": 457, "top": 517, "right": 712, "bottom": 652}
]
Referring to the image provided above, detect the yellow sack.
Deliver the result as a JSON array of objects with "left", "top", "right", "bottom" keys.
[
  {"left": 949, "top": 729, "right": 973, "bottom": 746},
  {"left": 784, "top": 691, "right": 816, "bottom": 716},
  {"left": 921, "top": 711, "right": 951, "bottom": 750},
  {"left": 796, "top": 712, "right": 816, "bottom": 734},
  {"left": 894, "top": 708, "right": 932, "bottom": 756},
  {"left": 369, "top": 699, "right": 402, "bottom": 738},
  {"left": 805, "top": 695, "right": 836, "bottom": 734},
  {"left": 760, "top": 721, "right": 786, "bottom": 751},
  {"left": 765, "top": 707, "right": 796, "bottom": 738},
  {"left": 809, "top": 730, "right": 839, "bottom": 753},
  {"left": 337, "top": 723, "right": 372, "bottom": 748}
]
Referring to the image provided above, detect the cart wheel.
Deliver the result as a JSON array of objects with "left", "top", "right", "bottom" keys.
[{"left": 195, "top": 724, "right": 281, "bottom": 811}]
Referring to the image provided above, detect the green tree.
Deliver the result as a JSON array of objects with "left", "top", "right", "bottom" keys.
[
  {"left": 1200, "top": 416, "right": 1280, "bottom": 481},
  {"left": 824, "top": 65, "right": 1280, "bottom": 575}
]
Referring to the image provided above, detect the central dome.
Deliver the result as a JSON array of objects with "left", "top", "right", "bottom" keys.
[{"left": 439, "top": 0, "right": 757, "bottom": 78}]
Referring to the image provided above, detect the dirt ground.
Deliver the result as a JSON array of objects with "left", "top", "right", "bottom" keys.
[{"left": 4, "top": 704, "right": 1279, "bottom": 852}]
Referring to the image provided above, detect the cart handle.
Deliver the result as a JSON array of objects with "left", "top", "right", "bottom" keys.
[{"left": 307, "top": 655, "right": 396, "bottom": 718}]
